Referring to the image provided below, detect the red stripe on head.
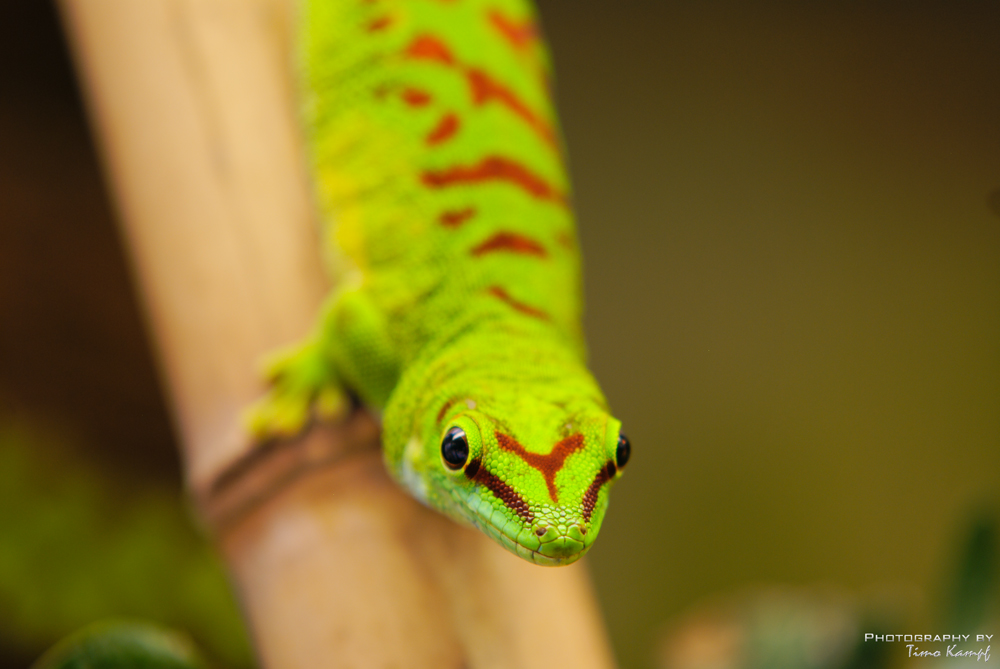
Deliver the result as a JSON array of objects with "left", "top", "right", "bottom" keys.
[
  {"left": 471, "top": 232, "right": 548, "bottom": 258},
  {"left": 437, "top": 398, "right": 459, "bottom": 424},
  {"left": 422, "top": 156, "right": 566, "bottom": 205},
  {"left": 406, "top": 35, "right": 455, "bottom": 66},
  {"left": 468, "top": 459, "right": 534, "bottom": 523},
  {"left": 426, "top": 113, "right": 460, "bottom": 144},
  {"left": 495, "top": 432, "right": 585, "bottom": 503},
  {"left": 582, "top": 463, "right": 614, "bottom": 521},
  {"left": 487, "top": 286, "right": 550, "bottom": 321},
  {"left": 439, "top": 207, "right": 476, "bottom": 227}
]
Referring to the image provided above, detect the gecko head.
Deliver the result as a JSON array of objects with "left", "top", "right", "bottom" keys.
[{"left": 418, "top": 397, "right": 630, "bottom": 566}]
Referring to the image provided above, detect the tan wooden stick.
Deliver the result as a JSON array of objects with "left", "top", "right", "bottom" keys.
[{"left": 57, "top": 0, "right": 617, "bottom": 667}]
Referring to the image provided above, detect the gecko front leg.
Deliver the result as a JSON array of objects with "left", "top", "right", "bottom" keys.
[{"left": 244, "top": 284, "right": 401, "bottom": 440}]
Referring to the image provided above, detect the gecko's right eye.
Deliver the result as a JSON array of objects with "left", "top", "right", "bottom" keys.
[
  {"left": 441, "top": 427, "right": 469, "bottom": 469},
  {"left": 616, "top": 432, "right": 631, "bottom": 468}
]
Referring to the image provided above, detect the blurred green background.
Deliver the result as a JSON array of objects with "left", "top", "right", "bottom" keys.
[{"left": 0, "top": 1, "right": 997, "bottom": 668}]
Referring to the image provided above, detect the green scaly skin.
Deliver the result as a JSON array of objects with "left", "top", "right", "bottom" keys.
[{"left": 247, "top": 0, "right": 628, "bottom": 566}]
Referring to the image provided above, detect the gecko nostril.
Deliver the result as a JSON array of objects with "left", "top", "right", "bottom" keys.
[
  {"left": 535, "top": 526, "right": 547, "bottom": 537},
  {"left": 574, "top": 524, "right": 586, "bottom": 536}
]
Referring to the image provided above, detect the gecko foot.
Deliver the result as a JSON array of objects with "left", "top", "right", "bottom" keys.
[{"left": 243, "top": 338, "right": 349, "bottom": 441}]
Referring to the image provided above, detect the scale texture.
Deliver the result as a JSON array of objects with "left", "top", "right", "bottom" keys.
[{"left": 249, "top": 0, "right": 628, "bottom": 565}]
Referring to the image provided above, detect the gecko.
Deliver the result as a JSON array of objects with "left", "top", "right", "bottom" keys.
[{"left": 247, "top": 0, "right": 629, "bottom": 566}]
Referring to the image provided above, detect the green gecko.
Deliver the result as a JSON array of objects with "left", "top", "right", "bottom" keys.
[{"left": 248, "top": 0, "right": 629, "bottom": 566}]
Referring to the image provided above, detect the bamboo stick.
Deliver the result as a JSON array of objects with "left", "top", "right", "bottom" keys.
[{"left": 57, "top": 0, "right": 617, "bottom": 667}]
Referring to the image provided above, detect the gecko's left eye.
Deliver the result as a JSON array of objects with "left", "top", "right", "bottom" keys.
[{"left": 441, "top": 427, "right": 469, "bottom": 469}]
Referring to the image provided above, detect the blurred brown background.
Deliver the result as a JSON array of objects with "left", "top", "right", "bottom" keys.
[{"left": 1, "top": 1, "right": 997, "bottom": 668}]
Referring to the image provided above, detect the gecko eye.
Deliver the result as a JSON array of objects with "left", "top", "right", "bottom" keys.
[
  {"left": 616, "top": 432, "right": 631, "bottom": 468},
  {"left": 441, "top": 427, "right": 469, "bottom": 469}
]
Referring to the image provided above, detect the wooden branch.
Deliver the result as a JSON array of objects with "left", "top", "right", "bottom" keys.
[{"left": 56, "top": 0, "right": 617, "bottom": 667}]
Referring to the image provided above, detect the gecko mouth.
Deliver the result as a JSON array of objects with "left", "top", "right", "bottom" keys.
[{"left": 463, "top": 492, "right": 595, "bottom": 566}]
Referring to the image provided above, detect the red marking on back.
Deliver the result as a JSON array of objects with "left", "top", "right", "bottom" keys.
[
  {"left": 405, "top": 35, "right": 455, "bottom": 66},
  {"left": 401, "top": 34, "right": 555, "bottom": 150},
  {"left": 367, "top": 15, "right": 393, "bottom": 32},
  {"left": 471, "top": 232, "right": 548, "bottom": 258},
  {"left": 401, "top": 88, "right": 432, "bottom": 107},
  {"left": 488, "top": 9, "right": 538, "bottom": 51},
  {"left": 582, "top": 462, "right": 615, "bottom": 522},
  {"left": 422, "top": 156, "right": 565, "bottom": 204},
  {"left": 467, "top": 457, "right": 534, "bottom": 523},
  {"left": 466, "top": 69, "right": 555, "bottom": 147},
  {"left": 426, "top": 113, "right": 460, "bottom": 145},
  {"left": 439, "top": 207, "right": 476, "bottom": 227},
  {"left": 488, "top": 286, "right": 549, "bottom": 321},
  {"left": 496, "top": 433, "right": 585, "bottom": 503}
]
